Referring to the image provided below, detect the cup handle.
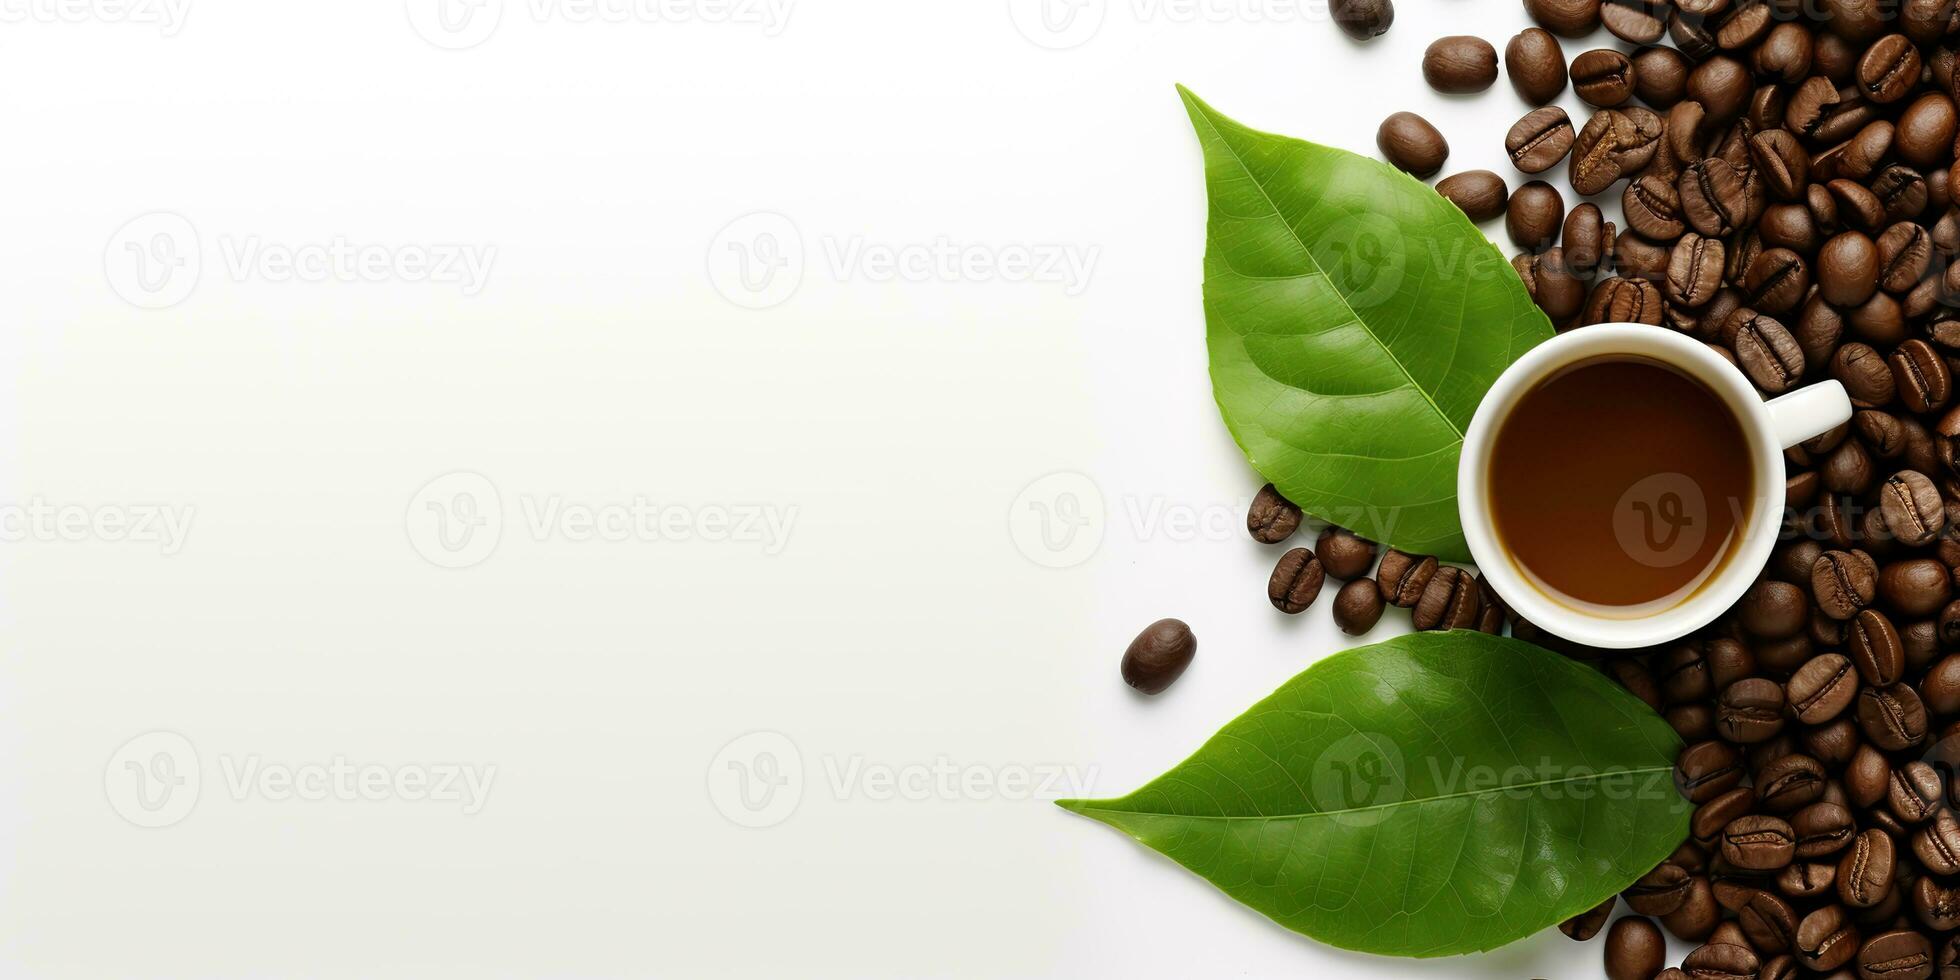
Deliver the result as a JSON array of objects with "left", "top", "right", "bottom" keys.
[{"left": 1764, "top": 381, "right": 1854, "bottom": 449}]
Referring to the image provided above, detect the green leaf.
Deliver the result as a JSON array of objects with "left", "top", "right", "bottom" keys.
[
  {"left": 1059, "top": 631, "right": 1689, "bottom": 958},
  {"left": 1181, "top": 86, "right": 1554, "bottom": 562}
]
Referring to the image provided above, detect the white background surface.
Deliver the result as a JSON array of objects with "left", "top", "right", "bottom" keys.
[{"left": 0, "top": 0, "right": 1664, "bottom": 976}]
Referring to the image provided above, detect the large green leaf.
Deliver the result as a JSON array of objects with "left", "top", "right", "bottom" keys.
[
  {"left": 1183, "top": 87, "right": 1554, "bottom": 561},
  {"left": 1059, "top": 632, "right": 1689, "bottom": 957}
]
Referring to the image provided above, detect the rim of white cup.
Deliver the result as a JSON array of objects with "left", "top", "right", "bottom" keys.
[{"left": 1458, "top": 324, "right": 1785, "bottom": 650}]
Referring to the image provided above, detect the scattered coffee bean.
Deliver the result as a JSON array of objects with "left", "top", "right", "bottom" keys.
[
  {"left": 1121, "top": 619, "right": 1195, "bottom": 695},
  {"left": 1605, "top": 916, "right": 1666, "bottom": 980},
  {"left": 1246, "top": 483, "right": 1301, "bottom": 543},
  {"left": 1376, "top": 549, "right": 1436, "bottom": 609},
  {"left": 1507, "top": 181, "right": 1565, "bottom": 250},
  {"left": 1422, "top": 35, "right": 1498, "bottom": 94},
  {"left": 1506, "top": 107, "right": 1574, "bottom": 175},
  {"left": 1331, "top": 578, "right": 1384, "bottom": 635},
  {"left": 1506, "top": 28, "right": 1567, "bottom": 104},
  {"left": 1413, "top": 565, "right": 1479, "bottom": 631},
  {"left": 1329, "top": 0, "right": 1392, "bottom": 40},
  {"left": 1376, "top": 112, "right": 1447, "bottom": 178},
  {"left": 1267, "top": 548, "right": 1325, "bottom": 615},
  {"left": 1436, "top": 170, "right": 1508, "bottom": 222},
  {"left": 1573, "top": 49, "right": 1637, "bottom": 107}
]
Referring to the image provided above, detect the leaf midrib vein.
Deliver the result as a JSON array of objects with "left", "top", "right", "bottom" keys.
[
  {"left": 1071, "top": 764, "right": 1676, "bottom": 821},
  {"left": 1188, "top": 100, "right": 1464, "bottom": 440}
]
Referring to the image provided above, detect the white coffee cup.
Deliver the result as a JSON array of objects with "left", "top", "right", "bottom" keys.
[{"left": 1458, "top": 323, "right": 1854, "bottom": 650}]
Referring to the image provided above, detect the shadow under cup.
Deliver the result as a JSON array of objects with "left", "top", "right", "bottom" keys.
[{"left": 1484, "top": 355, "right": 1763, "bottom": 622}]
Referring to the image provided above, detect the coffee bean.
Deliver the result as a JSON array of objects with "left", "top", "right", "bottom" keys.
[
  {"left": 1816, "top": 549, "right": 1880, "bottom": 620},
  {"left": 1913, "top": 874, "right": 1960, "bottom": 930},
  {"left": 1834, "top": 342, "right": 1898, "bottom": 407},
  {"left": 1532, "top": 248, "right": 1588, "bottom": 319},
  {"left": 1876, "top": 222, "right": 1933, "bottom": 294},
  {"left": 1795, "top": 904, "right": 1861, "bottom": 972},
  {"left": 1662, "top": 876, "right": 1721, "bottom": 942},
  {"left": 1922, "top": 652, "right": 1960, "bottom": 712},
  {"left": 1616, "top": 230, "right": 1671, "bottom": 281},
  {"left": 1743, "top": 579, "right": 1811, "bottom": 637},
  {"left": 1725, "top": 814, "right": 1799, "bottom": 870},
  {"left": 1332, "top": 578, "right": 1384, "bottom": 636},
  {"left": 1897, "top": 92, "right": 1957, "bottom": 169},
  {"left": 1859, "top": 34, "right": 1923, "bottom": 103},
  {"left": 1856, "top": 930, "right": 1932, "bottom": 980},
  {"left": 1758, "top": 753, "right": 1828, "bottom": 813},
  {"left": 1848, "top": 608, "right": 1906, "bottom": 685},
  {"left": 1562, "top": 203, "right": 1606, "bottom": 273},
  {"left": 1893, "top": 341, "right": 1954, "bottom": 414},
  {"left": 1732, "top": 309, "right": 1808, "bottom": 393},
  {"left": 1847, "top": 744, "right": 1893, "bottom": 809},
  {"left": 1750, "top": 129, "right": 1812, "bottom": 202},
  {"left": 1840, "top": 828, "right": 1900, "bottom": 908},
  {"left": 1422, "top": 36, "right": 1497, "bottom": 93},
  {"left": 1376, "top": 549, "right": 1436, "bottom": 608},
  {"left": 1413, "top": 565, "right": 1478, "bottom": 631},
  {"left": 1882, "top": 470, "right": 1948, "bottom": 545},
  {"left": 1376, "top": 112, "right": 1447, "bottom": 178},
  {"left": 1858, "top": 683, "right": 1931, "bottom": 750},
  {"left": 1875, "top": 164, "right": 1931, "bottom": 223},
  {"left": 1744, "top": 248, "right": 1811, "bottom": 316},
  {"left": 1626, "top": 863, "right": 1692, "bottom": 916},
  {"left": 1832, "top": 178, "right": 1889, "bottom": 233},
  {"left": 1794, "top": 802, "right": 1858, "bottom": 858},
  {"left": 1605, "top": 916, "right": 1667, "bottom": 980},
  {"left": 1121, "top": 619, "right": 1196, "bottom": 695},
  {"left": 1330, "top": 0, "right": 1392, "bottom": 39},
  {"left": 1756, "top": 21, "right": 1815, "bottom": 82},
  {"left": 1314, "top": 526, "right": 1376, "bottom": 580},
  {"left": 1507, "top": 180, "right": 1565, "bottom": 250},
  {"left": 1572, "top": 109, "right": 1640, "bottom": 196},
  {"left": 1594, "top": 276, "right": 1668, "bottom": 325},
  {"left": 1623, "top": 173, "right": 1685, "bottom": 241},
  {"left": 1681, "top": 158, "right": 1757, "bottom": 237},
  {"left": 1720, "top": 677, "right": 1790, "bottom": 743},
  {"left": 1601, "top": 0, "right": 1667, "bottom": 43},
  {"left": 1505, "top": 28, "right": 1567, "bottom": 104},
  {"left": 1525, "top": 0, "right": 1601, "bottom": 36},
  {"left": 1246, "top": 483, "right": 1301, "bottom": 543},
  {"left": 1914, "top": 809, "right": 1960, "bottom": 875},
  {"left": 1560, "top": 896, "right": 1616, "bottom": 941},
  {"left": 1694, "top": 785, "right": 1758, "bottom": 845},
  {"left": 1678, "top": 740, "right": 1747, "bottom": 803},
  {"left": 1666, "top": 233, "right": 1725, "bottom": 308},
  {"left": 1683, "top": 942, "right": 1762, "bottom": 980},
  {"left": 1889, "top": 760, "right": 1945, "bottom": 824},
  {"left": 1506, "top": 107, "right": 1574, "bottom": 175},
  {"left": 1632, "top": 44, "right": 1689, "bottom": 107},
  {"left": 1882, "top": 558, "right": 1952, "bottom": 616},
  {"left": 1573, "top": 49, "right": 1636, "bottom": 107},
  {"left": 1436, "top": 171, "right": 1508, "bottom": 223},
  {"left": 1791, "top": 653, "right": 1861, "bottom": 723},
  {"left": 1268, "top": 548, "right": 1325, "bottom": 615}
]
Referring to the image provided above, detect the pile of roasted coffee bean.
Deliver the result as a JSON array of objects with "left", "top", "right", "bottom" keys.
[{"left": 1248, "top": 482, "right": 1508, "bottom": 636}]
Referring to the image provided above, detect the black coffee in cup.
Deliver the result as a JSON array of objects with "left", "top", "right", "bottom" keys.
[{"left": 1487, "top": 357, "right": 1756, "bottom": 612}]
